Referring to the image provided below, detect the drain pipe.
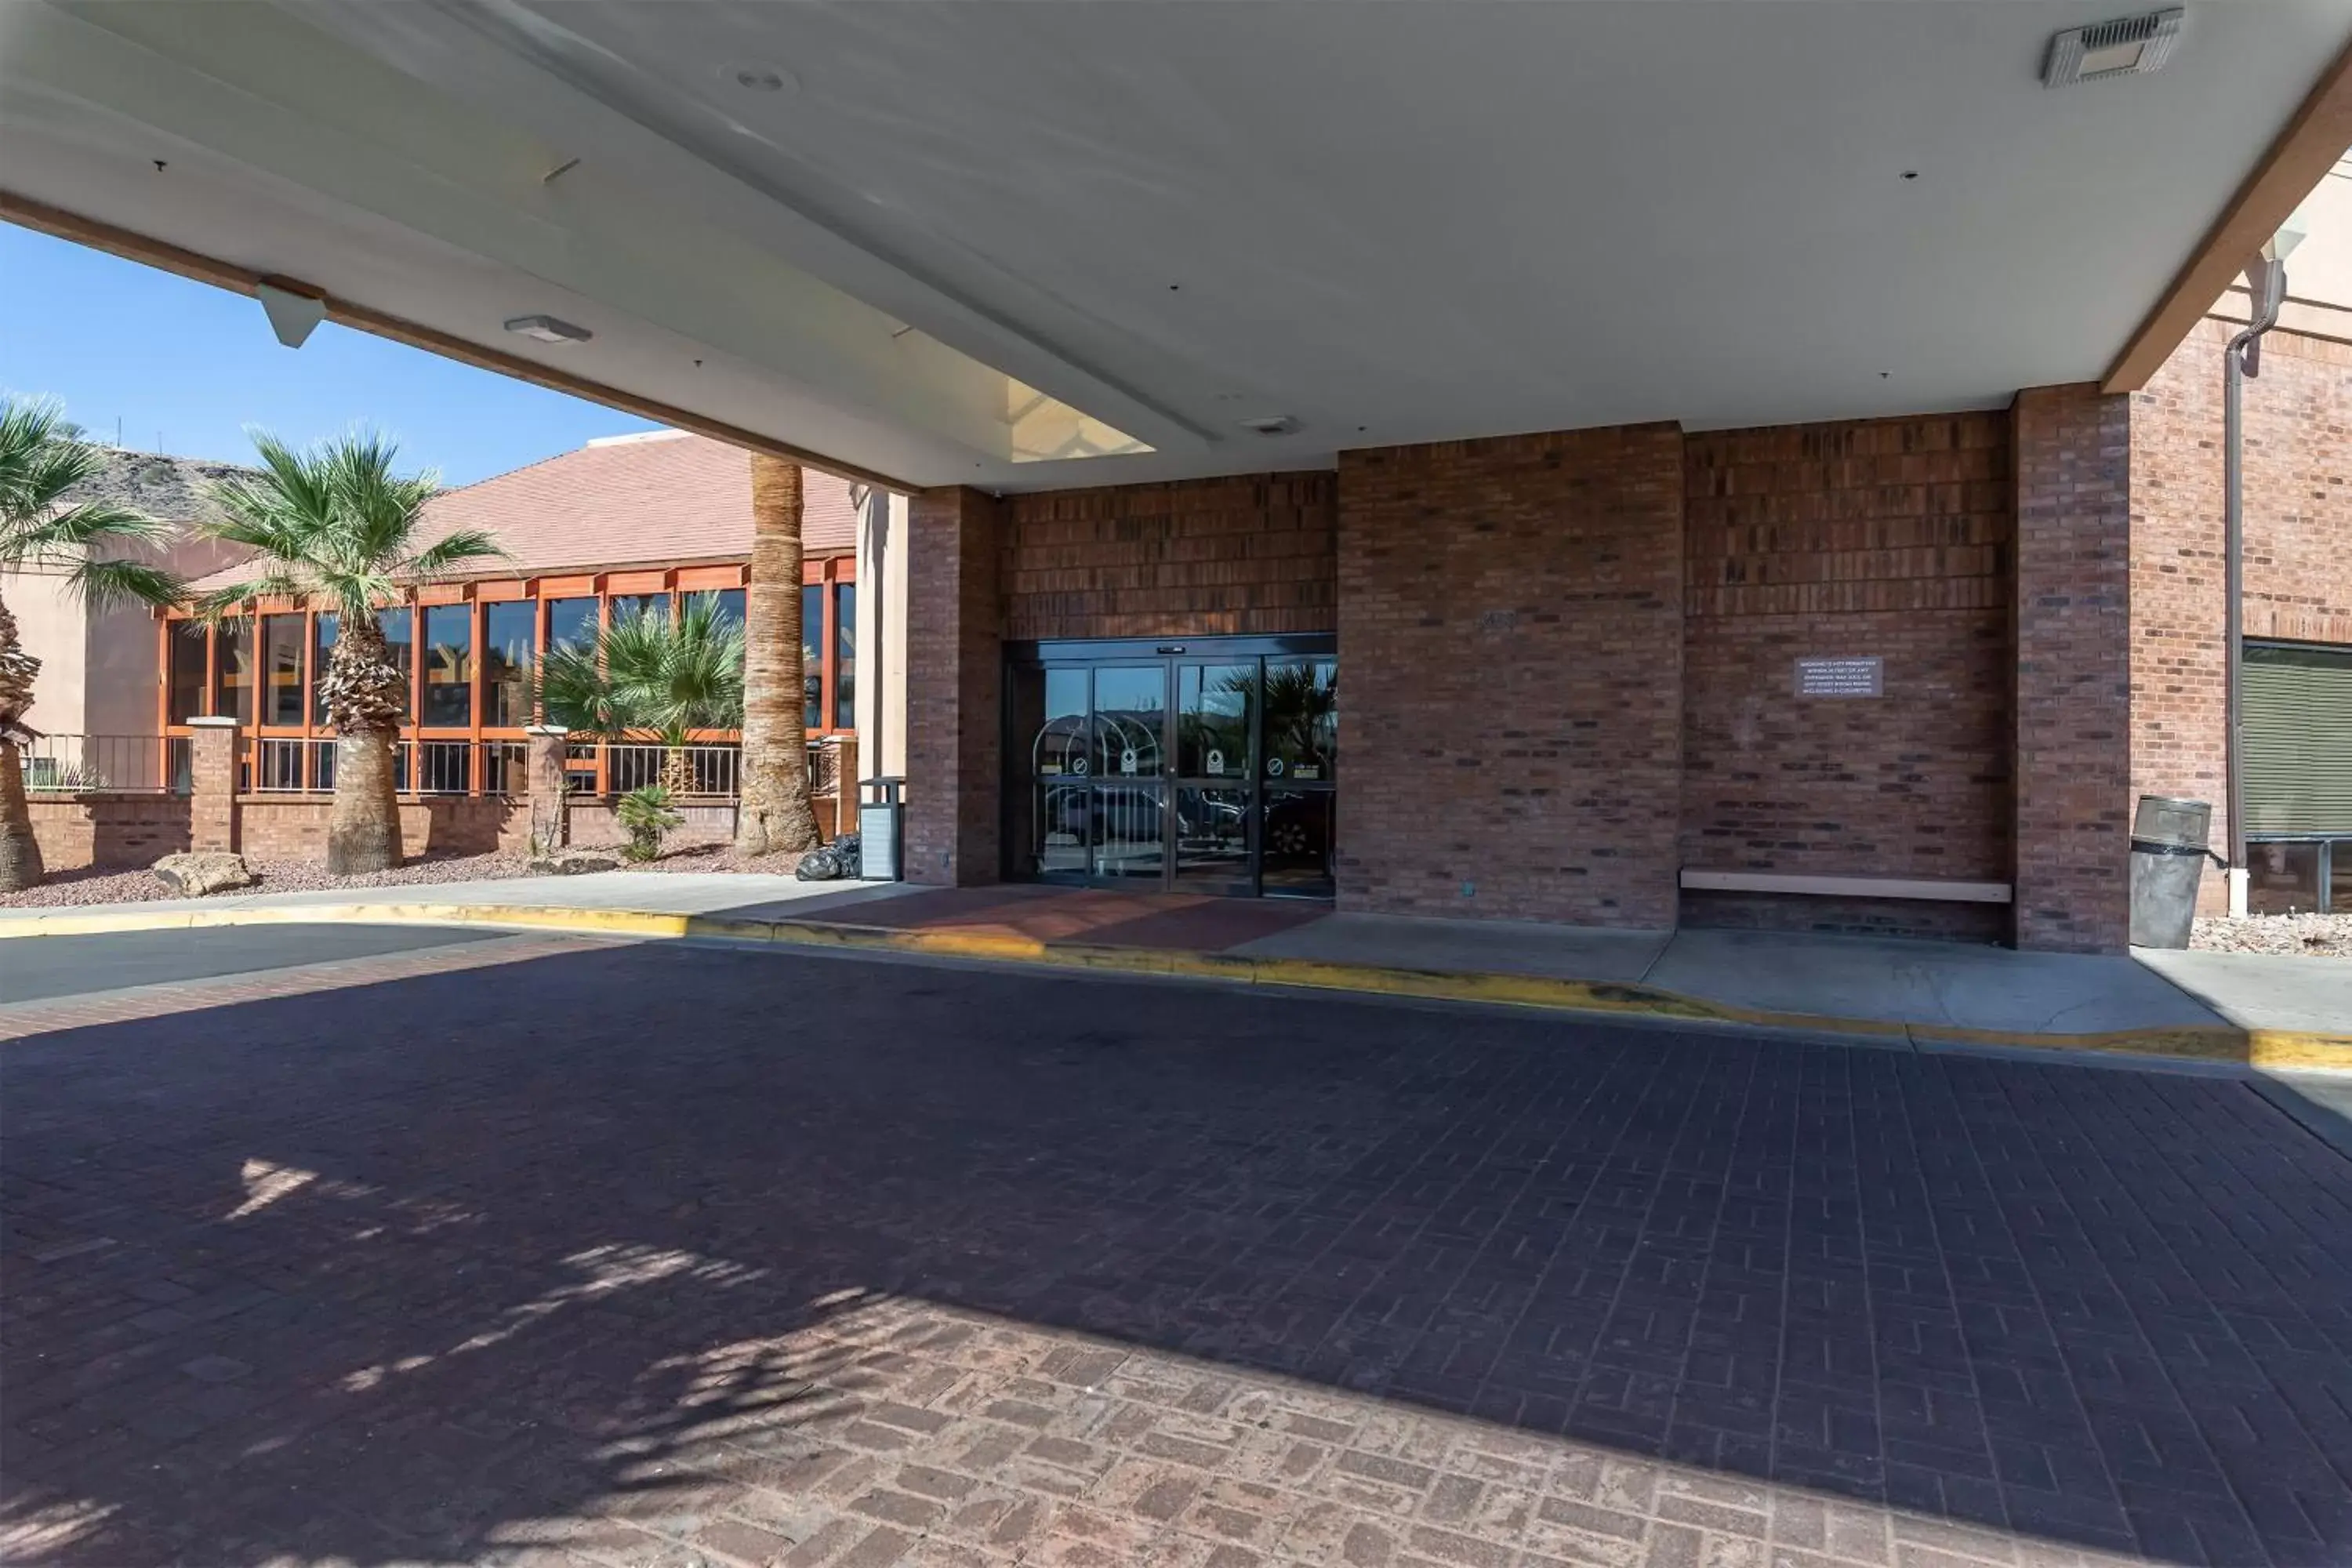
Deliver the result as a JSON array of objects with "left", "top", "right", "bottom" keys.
[{"left": 2223, "top": 256, "right": 2288, "bottom": 917}]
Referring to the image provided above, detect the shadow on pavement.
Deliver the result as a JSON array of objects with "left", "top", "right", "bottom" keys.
[{"left": 3, "top": 942, "right": 2349, "bottom": 1566}]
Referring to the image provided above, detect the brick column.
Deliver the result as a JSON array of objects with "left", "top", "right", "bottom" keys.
[
  {"left": 830, "top": 735, "right": 860, "bottom": 839},
  {"left": 905, "top": 485, "right": 1006, "bottom": 885},
  {"left": 524, "top": 724, "right": 568, "bottom": 853},
  {"left": 2013, "top": 384, "right": 2133, "bottom": 953},
  {"left": 186, "top": 717, "right": 240, "bottom": 854}
]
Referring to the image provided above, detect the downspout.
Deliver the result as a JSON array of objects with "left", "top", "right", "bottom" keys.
[{"left": 2222, "top": 257, "right": 2287, "bottom": 916}]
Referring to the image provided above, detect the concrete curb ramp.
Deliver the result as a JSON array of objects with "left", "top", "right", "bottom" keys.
[{"left": 4, "top": 899, "right": 2345, "bottom": 1069}]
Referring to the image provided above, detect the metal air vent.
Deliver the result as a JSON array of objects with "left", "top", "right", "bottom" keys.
[{"left": 2043, "top": 9, "right": 2184, "bottom": 88}]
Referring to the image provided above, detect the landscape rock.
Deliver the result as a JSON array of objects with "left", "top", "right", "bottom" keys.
[
  {"left": 151, "top": 851, "right": 259, "bottom": 898},
  {"left": 531, "top": 848, "right": 623, "bottom": 877}
]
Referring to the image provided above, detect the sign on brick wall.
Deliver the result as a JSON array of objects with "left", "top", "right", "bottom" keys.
[{"left": 1794, "top": 656, "right": 1883, "bottom": 698}]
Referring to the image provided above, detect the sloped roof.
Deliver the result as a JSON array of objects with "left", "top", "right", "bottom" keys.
[{"left": 191, "top": 431, "right": 860, "bottom": 591}]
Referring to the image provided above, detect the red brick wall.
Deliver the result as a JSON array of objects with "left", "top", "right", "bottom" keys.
[
  {"left": 2131, "top": 321, "right": 2352, "bottom": 913},
  {"left": 1337, "top": 424, "right": 1684, "bottom": 926},
  {"left": 1681, "top": 414, "right": 2014, "bottom": 936},
  {"left": 906, "top": 486, "right": 1008, "bottom": 885},
  {"left": 1004, "top": 473, "right": 1335, "bottom": 641},
  {"left": 27, "top": 794, "right": 192, "bottom": 872},
  {"left": 234, "top": 796, "right": 527, "bottom": 858},
  {"left": 2014, "top": 383, "right": 2134, "bottom": 953}
]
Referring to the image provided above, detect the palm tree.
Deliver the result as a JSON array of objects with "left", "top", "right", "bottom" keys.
[
  {"left": 0, "top": 396, "right": 186, "bottom": 892},
  {"left": 198, "top": 431, "right": 502, "bottom": 873},
  {"left": 538, "top": 597, "right": 745, "bottom": 796},
  {"left": 735, "top": 453, "right": 822, "bottom": 855}
]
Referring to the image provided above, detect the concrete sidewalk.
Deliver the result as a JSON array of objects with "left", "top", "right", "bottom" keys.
[{"left": 3, "top": 875, "right": 2345, "bottom": 1065}]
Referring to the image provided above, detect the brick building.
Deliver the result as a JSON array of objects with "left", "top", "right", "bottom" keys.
[
  {"left": 10, "top": 5, "right": 2350, "bottom": 948},
  {"left": 19, "top": 432, "right": 906, "bottom": 826}
]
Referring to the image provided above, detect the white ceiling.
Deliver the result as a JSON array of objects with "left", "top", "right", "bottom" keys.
[{"left": 4, "top": 1, "right": 2348, "bottom": 492}]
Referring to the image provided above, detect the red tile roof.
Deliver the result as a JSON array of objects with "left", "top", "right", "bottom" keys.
[{"left": 191, "top": 432, "right": 859, "bottom": 590}]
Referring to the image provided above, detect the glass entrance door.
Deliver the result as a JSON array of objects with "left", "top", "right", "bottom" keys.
[{"left": 1006, "top": 637, "right": 1335, "bottom": 898}]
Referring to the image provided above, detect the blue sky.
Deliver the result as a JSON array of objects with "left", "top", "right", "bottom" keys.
[{"left": 1, "top": 223, "right": 660, "bottom": 487}]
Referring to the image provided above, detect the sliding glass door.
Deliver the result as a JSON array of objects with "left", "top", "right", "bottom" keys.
[{"left": 1005, "top": 636, "right": 1335, "bottom": 898}]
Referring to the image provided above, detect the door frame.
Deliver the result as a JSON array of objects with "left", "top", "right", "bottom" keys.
[{"left": 1002, "top": 633, "right": 1336, "bottom": 895}]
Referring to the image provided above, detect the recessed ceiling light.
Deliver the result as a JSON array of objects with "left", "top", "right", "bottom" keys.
[
  {"left": 731, "top": 66, "right": 788, "bottom": 92},
  {"left": 1238, "top": 416, "right": 1298, "bottom": 437},
  {"left": 503, "top": 314, "right": 592, "bottom": 345},
  {"left": 2043, "top": 9, "right": 2184, "bottom": 88}
]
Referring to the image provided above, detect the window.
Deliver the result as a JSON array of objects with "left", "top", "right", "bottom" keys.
[
  {"left": 1263, "top": 658, "right": 1338, "bottom": 782},
  {"left": 262, "top": 615, "right": 305, "bottom": 726},
  {"left": 2245, "top": 644, "right": 2352, "bottom": 835},
  {"left": 484, "top": 601, "right": 535, "bottom": 727},
  {"left": 311, "top": 613, "right": 337, "bottom": 724},
  {"left": 803, "top": 583, "right": 823, "bottom": 730},
  {"left": 212, "top": 619, "right": 255, "bottom": 724},
  {"left": 421, "top": 604, "right": 473, "bottom": 728},
  {"left": 377, "top": 608, "right": 414, "bottom": 723},
  {"left": 611, "top": 593, "right": 670, "bottom": 628},
  {"left": 688, "top": 588, "right": 746, "bottom": 635},
  {"left": 546, "top": 597, "right": 598, "bottom": 652},
  {"left": 835, "top": 581, "right": 856, "bottom": 724},
  {"left": 167, "top": 622, "right": 207, "bottom": 723}
]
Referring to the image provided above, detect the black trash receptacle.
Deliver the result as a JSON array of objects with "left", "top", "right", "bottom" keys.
[{"left": 2129, "top": 795, "right": 2213, "bottom": 949}]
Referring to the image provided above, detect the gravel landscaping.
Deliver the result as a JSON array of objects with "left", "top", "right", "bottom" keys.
[
  {"left": 0, "top": 837, "right": 813, "bottom": 909},
  {"left": 2193, "top": 911, "right": 2352, "bottom": 957}
]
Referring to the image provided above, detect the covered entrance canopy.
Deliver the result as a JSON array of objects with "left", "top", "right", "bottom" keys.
[{"left": 4, "top": 2, "right": 2348, "bottom": 492}]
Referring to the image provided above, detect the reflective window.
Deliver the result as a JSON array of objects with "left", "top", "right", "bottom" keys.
[
  {"left": 1178, "top": 662, "right": 1253, "bottom": 779},
  {"left": 836, "top": 582, "right": 856, "bottom": 724},
  {"left": 421, "top": 604, "right": 473, "bottom": 728},
  {"left": 484, "top": 601, "right": 535, "bottom": 727},
  {"left": 167, "top": 622, "right": 207, "bottom": 723},
  {"left": 803, "top": 583, "right": 823, "bottom": 730},
  {"left": 1090, "top": 666, "right": 1164, "bottom": 779},
  {"left": 212, "top": 619, "right": 254, "bottom": 724},
  {"left": 2248, "top": 840, "right": 2324, "bottom": 914},
  {"left": 687, "top": 588, "right": 746, "bottom": 636},
  {"left": 546, "top": 597, "right": 597, "bottom": 653},
  {"left": 1260, "top": 789, "right": 1336, "bottom": 896},
  {"left": 311, "top": 613, "right": 337, "bottom": 724},
  {"left": 1174, "top": 786, "right": 1250, "bottom": 887},
  {"left": 262, "top": 615, "right": 304, "bottom": 726},
  {"left": 1262, "top": 659, "right": 1336, "bottom": 782},
  {"left": 377, "top": 608, "right": 413, "bottom": 722},
  {"left": 610, "top": 593, "right": 670, "bottom": 627}
]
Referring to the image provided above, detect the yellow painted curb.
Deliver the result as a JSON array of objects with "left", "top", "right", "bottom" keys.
[{"left": 3, "top": 897, "right": 2345, "bottom": 1069}]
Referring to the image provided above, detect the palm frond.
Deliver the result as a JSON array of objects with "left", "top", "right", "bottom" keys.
[
  {"left": 192, "top": 570, "right": 312, "bottom": 625},
  {"left": 403, "top": 527, "right": 506, "bottom": 582},
  {"left": 1, "top": 396, "right": 171, "bottom": 582},
  {"left": 70, "top": 557, "right": 185, "bottom": 613}
]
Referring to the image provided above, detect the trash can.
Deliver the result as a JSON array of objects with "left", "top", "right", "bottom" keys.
[
  {"left": 2129, "top": 795, "right": 2214, "bottom": 949},
  {"left": 858, "top": 776, "right": 905, "bottom": 882}
]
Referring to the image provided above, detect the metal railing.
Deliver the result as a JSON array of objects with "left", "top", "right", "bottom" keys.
[
  {"left": 248, "top": 737, "right": 529, "bottom": 797},
  {"left": 567, "top": 742, "right": 743, "bottom": 798},
  {"left": 12, "top": 735, "right": 180, "bottom": 794}
]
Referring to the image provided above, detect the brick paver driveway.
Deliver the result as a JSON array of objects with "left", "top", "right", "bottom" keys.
[{"left": 4, "top": 935, "right": 2349, "bottom": 1568}]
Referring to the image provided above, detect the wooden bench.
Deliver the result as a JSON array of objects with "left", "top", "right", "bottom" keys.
[{"left": 1678, "top": 869, "right": 2013, "bottom": 904}]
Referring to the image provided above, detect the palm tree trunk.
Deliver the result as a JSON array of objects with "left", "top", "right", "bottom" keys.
[
  {"left": 661, "top": 744, "right": 690, "bottom": 797},
  {"left": 0, "top": 742, "right": 41, "bottom": 893},
  {"left": 0, "top": 592, "right": 45, "bottom": 892},
  {"left": 328, "top": 729, "right": 401, "bottom": 874},
  {"left": 736, "top": 454, "right": 822, "bottom": 855},
  {"left": 323, "top": 615, "right": 405, "bottom": 874}
]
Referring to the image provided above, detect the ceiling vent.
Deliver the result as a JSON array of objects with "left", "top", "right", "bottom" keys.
[
  {"left": 503, "top": 314, "right": 593, "bottom": 345},
  {"left": 2043, "top": 9, "right": 2184, "bottom": 88},
  {"left": 1237, "top": 415, "right": 1298, "bottom": 437}
]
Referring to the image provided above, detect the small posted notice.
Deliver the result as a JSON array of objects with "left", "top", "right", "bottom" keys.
[{"left": 1794, "top": 656, "right": 1883, "bottom": 699}]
